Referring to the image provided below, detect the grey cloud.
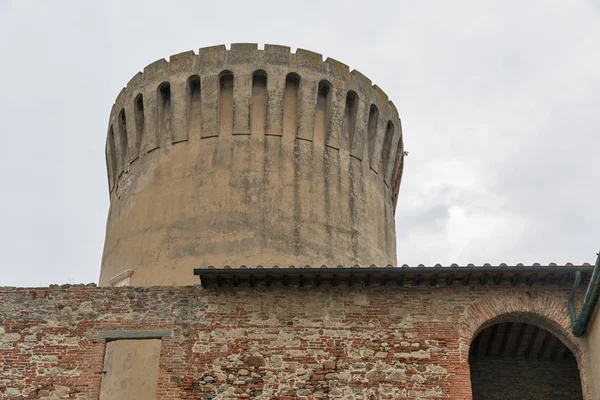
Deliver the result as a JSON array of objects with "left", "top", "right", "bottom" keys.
[{"left": 0, "top": 0, "right": 598, "bottom": 286}]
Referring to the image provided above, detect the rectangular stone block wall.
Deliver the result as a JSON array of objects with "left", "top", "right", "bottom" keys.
[{"left": 0, "top": 283, "right": 585, "bottom": 399}]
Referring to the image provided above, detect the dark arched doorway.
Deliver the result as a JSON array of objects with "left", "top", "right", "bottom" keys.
[{"left": 470, "top": 321, "right": 583, "bottom": 399}]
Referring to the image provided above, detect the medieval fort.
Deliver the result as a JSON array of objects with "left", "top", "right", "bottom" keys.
[{"left": 0, "top": 43, "right": 599, "bottom": 399}]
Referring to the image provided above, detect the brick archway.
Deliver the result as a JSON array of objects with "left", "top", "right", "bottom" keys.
[{"left": 458, "top": 291, "right": 591, "bottom": 399}]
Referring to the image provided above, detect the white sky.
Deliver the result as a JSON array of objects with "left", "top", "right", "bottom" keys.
[{"left": 0, "top": 0, "right": 598, "bottom": 287}]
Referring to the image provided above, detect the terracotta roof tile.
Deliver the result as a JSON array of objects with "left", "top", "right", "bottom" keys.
[
  {"left": 198, "top": 263, "right": 589, "bottom": 270},
  {"left": 195, "top": 263, "right": 595, "bottom": 289}
]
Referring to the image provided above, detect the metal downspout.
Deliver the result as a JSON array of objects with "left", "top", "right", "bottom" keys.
[{"left": 569, "top": 251, "right": 600, "bottom": 336}]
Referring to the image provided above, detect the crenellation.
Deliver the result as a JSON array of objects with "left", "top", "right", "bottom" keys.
[
  {"left": 349, "top": 69, "right": 372, "bottom": 92},
  {"left": 371, "top": 84, "right": 389, "bottom": 106},
  {"left": 105, "top": 46, "right": 404, "bottom": 184},
  {"left": 102, "top": 45, "right": 405, "bottom": 282},
  {"left": 142, "top": 58, "right": 167, "bottom": 83},
  {"left": 229, "top": 43, "right": 259, "bottom": 64},
  {"left": 113, "top": 88, "right": 127, "bottom": 121},
  {"left": 295, "top": 48, "right": 323, "bottom": 70},
  {"left": 325, "top": 57, "right": 350, "bottom": 81},
  {"left": 126, "top": 71, "right": 144, "bottom": 95},
  {"left": 167, "top": 50, "right": 195, "bottom": 74},
  {"left": 388, "top": 99, "right": 400, "bottom": 120},
  {"left": 198, "top": 45, "right": 227, "bottom": 70},
  {"left": 264, "top": 44, "right": 291, "bottom": 65}
]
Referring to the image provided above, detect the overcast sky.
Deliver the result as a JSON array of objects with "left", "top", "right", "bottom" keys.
[{"left": 0, "top": 0, "right": 598, "bottom": 287}]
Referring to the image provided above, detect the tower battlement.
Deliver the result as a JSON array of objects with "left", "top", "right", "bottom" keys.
[{"left": 101, "top": 44, "right": 405, "bottom": 286}]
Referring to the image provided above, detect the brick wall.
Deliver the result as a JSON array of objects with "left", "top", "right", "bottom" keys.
[
  {"left": 470, "top": 357, "right": 582, "bottom": 400},
  {"left": 0, "top": 282, "right": 588, "bottom": 399}
]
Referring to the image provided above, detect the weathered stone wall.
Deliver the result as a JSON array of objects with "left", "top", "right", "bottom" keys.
[
  {"left": 101, "top": 44, "right": 405, "bottom": 286},
  {"left": 0, "top": 282, "right": 590, "bottom": 399},
  {"left": 470, "top": 357, "right": 583, "bottom": 400},
  {"left": 586, "top": 306, "right": 600, "bottom": 398}
]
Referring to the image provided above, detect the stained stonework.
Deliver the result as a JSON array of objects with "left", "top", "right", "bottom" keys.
[
  {"left": 100, "top": 44, "right": 405, "bottom": 286},
  {"left": 0, "top": 280, "right": 590, "bottom": 399}
]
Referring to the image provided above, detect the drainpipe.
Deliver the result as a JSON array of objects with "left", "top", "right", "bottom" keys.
[{"left": 569, "top": 251, "right": 600, "bottom": 336}]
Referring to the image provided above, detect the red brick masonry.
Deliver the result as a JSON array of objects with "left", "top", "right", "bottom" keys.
[{"left": 0, "top": 280, "right": 590, "bottom": 399}]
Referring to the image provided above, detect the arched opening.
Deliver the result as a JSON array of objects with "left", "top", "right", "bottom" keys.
[
  {"left": 157, "top": 82, "right": 172, "bottom": 140},
  {"left": 343, "top": 91, "right": 358, "bottom": 150},
  {"left": 117, "top": 109, "right": 128, "bottom": 168},
  {"left": 470, "top": 321, "right": 583, "bottom": 399},
  {"left": 187, "top": 75, "right": 201, "bottom": 138},
  {"left": 380, "top": 120, "right": 394, "bottom": 178},
  {"left": 391, "top": 134, "right": 403, "bottom": 204},
  {"left": 251, "top": 70, "right": 267, "bottom": 135},
  {"left": 108, "top": 126, "right": 117, "bottom": 185},
  {"left": 367, "top": 104, "right": 379, "bottom": 165},
  {"left": 134, "top": 94, "right": 144, "bottom": 155},
  {"left": 314, "top": 80, "right": 332, "bottom": 143},
  {"left": 282, "top": 73, "right": 300, "bottom": 137},
  {"left": 219, "top": 71, "right": 234, "bottom": 135}
]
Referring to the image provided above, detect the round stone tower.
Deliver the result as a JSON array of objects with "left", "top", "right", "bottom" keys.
[{"left": 100, "top": 44, "right": 405, "bottom": 286}]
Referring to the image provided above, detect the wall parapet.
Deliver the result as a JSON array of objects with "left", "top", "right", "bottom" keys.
[{"left": 105, "top": 44, "right": 404, "bottom": 205}]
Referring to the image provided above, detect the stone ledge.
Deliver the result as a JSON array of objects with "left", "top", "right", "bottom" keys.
[{"left": 98, "top": 329, "right": 173, "bottom": 340}]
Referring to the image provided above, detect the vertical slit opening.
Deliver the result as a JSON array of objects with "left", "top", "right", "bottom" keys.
[
  {"left": 367, "top": 104, "right": 379, "bottom": 163},
  {"left": 159, "top": 83, "right": 171, "bottom": 104},
  {"left": 134, "top": 94, "right": 144, "bottom": 154},
  {"left": 282, "top": 73, "right": 300, "bottom": 137},
  {"left": 158, "top": 82, "right": 172, "bottom": 141},
  {"left": 219, "top": 71, "right": 234, "bottom": 135},
  {"left": 109, "top": 126, "right": 117, "bottom": 185},
  {"left": 391, "top": 135, "right": 404, "bottom": 203},
  {"left": 381, "top": 121, "right": 394, "bottom": 177},
  {"left": 314, "top": 80, "right": 332, "bottom": 143},
  {"left": 251, "top": 70, "right": 267, "bottom": 135},
  {"left": 187, "top": 75, "right": 201, "bottom": 138},
  {"left": 343, "top": 91, "right": 358, "bottom": 150},
  {"left": 118, "top": 109, "right": 128, "bottom": 168}
]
